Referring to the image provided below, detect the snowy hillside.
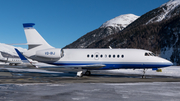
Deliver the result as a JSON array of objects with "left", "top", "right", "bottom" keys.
[
  {"left": 147, "top": 0, "right": 180, "bottom": 24},
  {"left": 100, "top": 14, "right": 139, "bottom": 29},
  {"left": 0, "top": 43, "right": 27, "bottom": 56}
]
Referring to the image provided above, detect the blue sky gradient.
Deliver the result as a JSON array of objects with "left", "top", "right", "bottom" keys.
[{"left": 0, "top": 0, "right": 169, "bottom": 49}]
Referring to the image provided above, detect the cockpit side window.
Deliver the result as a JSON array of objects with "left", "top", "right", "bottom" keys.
[
  {"left": 152, "top": 53, "right": 156, "bottom": 56},
  {"left": 145, "top": 52, "right": 156, "bottom": 56},
  {"left": 145, "top": 53, "right": 149, "bottom": 56},
  {"left": 149, "top": 53, "right": 153, "bottom": 56}
]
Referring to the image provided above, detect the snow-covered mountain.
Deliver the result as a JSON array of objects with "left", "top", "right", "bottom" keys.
[
  {"left": 65, "top": 0, "right": 180, "bottom": 65},
  {"left": 0, "top": 43, "right": 27, "bottom": 56},
  {"left": 100, "top": 14, "right": 139, "bottom": 29},
  {"left": 147, "top": 0, "right": 180, "bottom": 24},
  {"left": 87, "top": 0, "right": 180, "bottom": 65},
  {"left": 65, "top": 14, "right": 139, "bottom": 48}
]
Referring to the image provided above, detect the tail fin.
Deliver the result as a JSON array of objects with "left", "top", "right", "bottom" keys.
[{"left": 23, "top": 23, "right": 53, "bottom": 50}]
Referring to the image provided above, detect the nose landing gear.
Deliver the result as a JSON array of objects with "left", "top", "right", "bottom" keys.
[{"left": 142, "top": 69, "right": 147, "bottom": 78}]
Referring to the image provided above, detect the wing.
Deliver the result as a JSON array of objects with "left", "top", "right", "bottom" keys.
[{"left": 38, "top": 64, "right": 106, "bottom": 70}]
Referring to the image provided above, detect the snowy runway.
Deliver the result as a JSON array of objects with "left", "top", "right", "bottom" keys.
[
  {"left": 1, "top": 66, "right": 180, "bottom": 78},
  {"left": 0, "top": 82, "right": 180, "bottom": 101}
]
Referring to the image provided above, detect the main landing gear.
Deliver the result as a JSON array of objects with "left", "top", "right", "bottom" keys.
[
  {"left": 84, "top": 71, "right": 91, "bottom": 76},
  {"left": 76, "top": 70, "right": 91, "bottom": 77}
]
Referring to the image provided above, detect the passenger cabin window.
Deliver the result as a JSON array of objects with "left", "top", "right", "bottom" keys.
[
  {"left": 87, "top": 54, "right": 126, "bottom": 59},
  {"left": 117, "top": 55, "right": 119, "bottom": 58},
  {"left": 113, "top": 55, "right": 115, "bottom": 58}
]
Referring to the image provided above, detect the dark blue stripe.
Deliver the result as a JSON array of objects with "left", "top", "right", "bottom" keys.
[{"left": 48, "top": 62, "right": 172, "bottom": 70}]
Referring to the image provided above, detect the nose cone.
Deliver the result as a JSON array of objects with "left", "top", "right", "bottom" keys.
[{"left": 160, "top": 58, "right": 173, "bottom": 67}]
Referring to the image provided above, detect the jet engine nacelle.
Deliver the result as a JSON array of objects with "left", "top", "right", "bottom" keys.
[{"left": 36, "top": 48, "right": 63, "bottom": 58}]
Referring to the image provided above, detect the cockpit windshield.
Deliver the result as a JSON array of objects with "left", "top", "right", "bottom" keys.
[
  {"left": 152, "top": 53, "right": 156, "bottom": 56},
  {"left": 145, "top": 52, "right": 156, "bottom": 56}
]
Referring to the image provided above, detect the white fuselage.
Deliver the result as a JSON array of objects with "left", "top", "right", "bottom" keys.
[
  {"left": 24, "top": 48, "right": 172, "bottom": 70},
  {"left": 22, "top": 23, "right": 173, "bottom": 71}
]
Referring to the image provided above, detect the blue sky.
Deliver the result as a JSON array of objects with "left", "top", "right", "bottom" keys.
[{"left": 0, "top": 0, "right": 169, "bottom": 49}]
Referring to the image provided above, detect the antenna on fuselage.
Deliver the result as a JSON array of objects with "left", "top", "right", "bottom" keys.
[{"left": 109, "top": 46, "right": 112, "bottom": 49}]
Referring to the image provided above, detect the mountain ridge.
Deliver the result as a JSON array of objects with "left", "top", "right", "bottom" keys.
[
  {"left": 64, "top": 14, "right": 139, "bottom": 48},
  {"left": 87, "top": 0, "right": 180, "bottom": 65},
  {"left": 65, "top": 0, "right": 180, "bottom": 65}
]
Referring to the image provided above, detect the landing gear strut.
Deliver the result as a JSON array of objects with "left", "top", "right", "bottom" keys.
[{"left": 142, "top": 69, "right": 147, "bottom": 78}]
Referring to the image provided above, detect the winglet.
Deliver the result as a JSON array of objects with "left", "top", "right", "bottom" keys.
[
  {"left": 15, "top": 48, "right": 29, "bottom": 63},
  {"left": 15, "top": 48, "right": 38, "bottom": 68}
]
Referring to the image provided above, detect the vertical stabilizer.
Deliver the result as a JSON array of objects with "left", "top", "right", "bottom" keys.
[{"left": 23, "top": 23, "right": 53, "bottom": 49}]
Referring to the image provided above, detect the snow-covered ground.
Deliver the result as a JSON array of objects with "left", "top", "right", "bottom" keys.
[
  {"left": 105, "top": 66, "right": 180, "bottom": 77},
  {"left": 0, "top": 82, "right": 180, "bottom": 101},
  {"left": 0, "top": 64, "right": 179, "bottom": 77}
]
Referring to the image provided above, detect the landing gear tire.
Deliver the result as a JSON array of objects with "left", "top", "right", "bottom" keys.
[
  {"left": 85, "top": 71, "right": 91, "bottom": 76},
  {"left": 142, "top": 75, "right": 146, "bottom": 79}
]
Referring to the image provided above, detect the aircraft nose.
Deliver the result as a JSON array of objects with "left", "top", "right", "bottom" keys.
[{"left": 162, "top": 59, "right": 173, "bottom": 67}]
